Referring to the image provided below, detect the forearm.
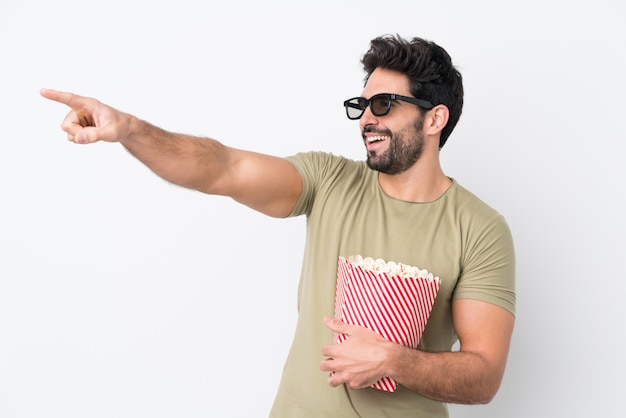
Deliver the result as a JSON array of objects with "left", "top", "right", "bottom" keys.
[
  {"left": 120, "top": 116, "right": 302, "bottom": 217},
  {"left": 122, "top": 116, "right": 229, "bottom": 193},
  {"left": 387, "top": 345, "right": 502, "bottom": 404},
  {"left": 322, "top": 303, "right": 513, "bottom": 404}
]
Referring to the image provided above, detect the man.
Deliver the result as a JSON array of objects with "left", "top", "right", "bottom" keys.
[{"left": 41, "top": 34, "right": 515, "bottom": 418}]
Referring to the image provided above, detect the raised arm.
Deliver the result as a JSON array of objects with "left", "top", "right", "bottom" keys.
[{"left": 40, "top": 89, "right": 302, "bottom": 218}]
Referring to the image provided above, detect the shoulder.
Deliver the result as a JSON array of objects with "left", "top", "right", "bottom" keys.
[
  {"left": 286, "top": 152, "right": 371, "bottom": 217},
  {"left": 287, "top": 152, "right": 367, "bottom": 181},
  {"left": 287, "top": 151, "right": 356, "bottom": 168},
  {"left": 444, "top": 181, "right": 514, "bottom": 254},
  {"left": 447, "top": 181, "right": 507, "bottom": 224},
  {"left": 448, "top": 182, "right": 516, "bottom": 314}
]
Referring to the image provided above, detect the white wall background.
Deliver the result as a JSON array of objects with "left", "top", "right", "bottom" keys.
[{"left": 1, "top": 0, "right": 624, "bottom": 417}]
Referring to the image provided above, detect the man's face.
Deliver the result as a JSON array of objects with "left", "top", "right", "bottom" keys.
[{"left": 360, "top": 68, "right": 425, "bottom": 175}]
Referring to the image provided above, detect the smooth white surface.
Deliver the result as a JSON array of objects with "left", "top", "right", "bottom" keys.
[{"left": 1, "top": 1, "right": 624, "bottom": 417}]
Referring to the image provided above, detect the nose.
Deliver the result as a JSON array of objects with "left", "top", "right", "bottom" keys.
[{"left": 359, "top": 104, "right": 379, "bottom": 129}]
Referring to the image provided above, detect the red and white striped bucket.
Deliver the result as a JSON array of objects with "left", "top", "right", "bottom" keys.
[{"left": 333, "top": 256, "right": 441, "bottom": 392}]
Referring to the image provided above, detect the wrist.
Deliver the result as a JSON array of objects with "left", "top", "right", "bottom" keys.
[
  {"left": 386, "top": 342, "right": 422, "bottom": 383},
  {"left": 121, "top": 114, "right": 156, "bottom": 147},
  {"left": 125, "top": 114, "right": 143, "bottom": 140},
  {"left": 384, "top": 340, "right": 406, "bottom": 379}
]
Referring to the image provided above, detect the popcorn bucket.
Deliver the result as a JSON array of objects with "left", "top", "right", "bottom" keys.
[{"left": 333, "top": 255, "right": 441, "bottom": 392}]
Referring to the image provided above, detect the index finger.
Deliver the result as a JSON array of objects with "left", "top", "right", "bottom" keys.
[{"left": 40, "top": 88, "right": 89, "bottom": 109}]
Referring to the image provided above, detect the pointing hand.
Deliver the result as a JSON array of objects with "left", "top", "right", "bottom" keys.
[{"left": 40, "top": 88, "right": 133, "bottom": 144}]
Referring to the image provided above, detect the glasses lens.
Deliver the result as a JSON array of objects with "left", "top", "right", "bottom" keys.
[
  {"left": 370, "top": 95, "right": 392, "bottom": 116},
  {"left": 345, "top": 98, "right": 365, "bottom": 119}
]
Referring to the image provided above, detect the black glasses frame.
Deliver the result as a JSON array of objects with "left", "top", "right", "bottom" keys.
[{"left": 343, "top": 93, "right": 435, "bottom": 120}]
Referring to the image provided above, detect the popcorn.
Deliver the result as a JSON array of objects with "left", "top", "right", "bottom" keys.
[
  {"left": 333, "top": 255, "right": 441, "bottom": 392},
  {"left": 347, "top": 255, "right": 438, "bottom": 281}
]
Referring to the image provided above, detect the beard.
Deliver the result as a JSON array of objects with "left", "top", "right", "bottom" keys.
[{"left": 365, "top": 116, "right": 425, "bottom": 175}]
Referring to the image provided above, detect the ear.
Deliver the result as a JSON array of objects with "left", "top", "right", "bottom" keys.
[{"left": 424, "top": 104, "right": 449, "bottom": 137}]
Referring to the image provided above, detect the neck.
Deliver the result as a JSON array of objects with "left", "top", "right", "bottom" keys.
[{"left": 377, "top": 154, "right": 451, "bottom": 203}]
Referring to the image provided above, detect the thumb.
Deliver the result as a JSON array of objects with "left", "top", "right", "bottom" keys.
[
  {"left": 324, "top": 316, "right": 352, "bottom": 335},
  {"left": 74, "top": 126, "right": 102, "bottom": 144},
  {"left": 74, "top": 122, "right": 121, "bottom": 144}
]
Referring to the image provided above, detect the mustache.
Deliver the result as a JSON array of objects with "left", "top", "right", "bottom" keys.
[{"left": 362, "top": 125, "right": 392, "bottom": 136}]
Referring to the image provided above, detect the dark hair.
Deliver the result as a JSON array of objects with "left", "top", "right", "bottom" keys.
[{"left": 361, "top": 34, "right": 464, "bottom": 148}]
